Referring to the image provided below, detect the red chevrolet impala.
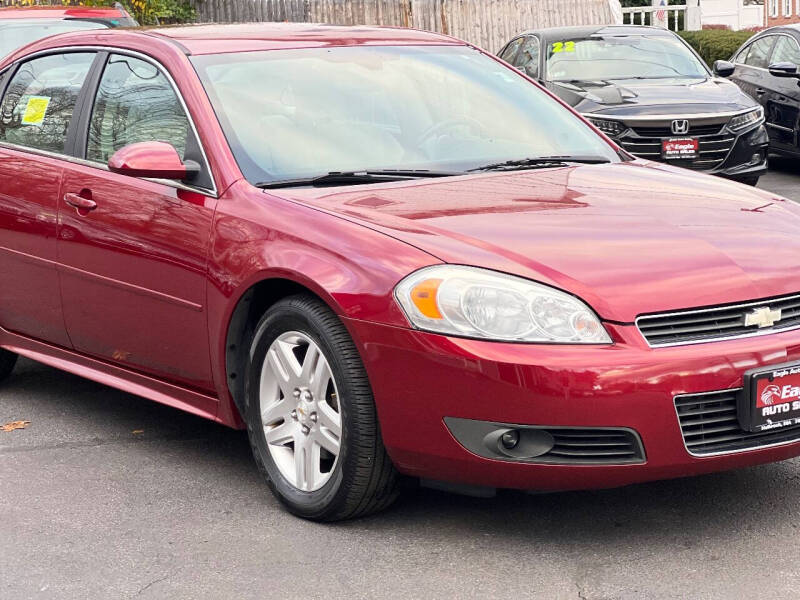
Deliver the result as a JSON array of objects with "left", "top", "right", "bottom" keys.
[{"left": 2, "top": 24, "right": 800, "bottom": 521}]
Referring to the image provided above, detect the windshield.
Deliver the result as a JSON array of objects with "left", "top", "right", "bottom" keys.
[
  {"left": 0, "top": 20, "right": 109, "bottom": 59},
  {"left": 546, "top": 35, "right": 709, "bottom": 82},
  {"left": 191, "top": 45, "right": 619, "bottom": 186}
]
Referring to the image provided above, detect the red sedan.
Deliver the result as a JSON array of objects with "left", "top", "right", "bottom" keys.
[
  {"left": 1, "top": 24, "right": 800, "bottom": 521},
  {"left": 0, "top": 5, "right": 137, "bottom": 60}
]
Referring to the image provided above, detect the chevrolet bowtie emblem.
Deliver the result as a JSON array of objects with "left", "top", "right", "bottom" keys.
[{"left": 745, "top": 306, "right": 782, "bottom": 328}]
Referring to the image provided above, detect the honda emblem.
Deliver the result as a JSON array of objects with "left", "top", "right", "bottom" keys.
[{"left": 671, "top": 119, "right": 690, "bottom": 135}]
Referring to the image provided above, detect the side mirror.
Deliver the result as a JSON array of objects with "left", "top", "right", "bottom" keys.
[
  {"left": 713, "top": 60, "right": 735, "bottom": 78},
  {"left": 768, "top": 61, "right": 800, "bottom": 78},
  {"left": 108, "top": 142, "right": 200, "bottom": 181}
]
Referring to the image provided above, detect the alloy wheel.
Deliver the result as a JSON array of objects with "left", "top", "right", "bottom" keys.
[{"left": 259, "top": 331, "right": 342, "bottom": 492}]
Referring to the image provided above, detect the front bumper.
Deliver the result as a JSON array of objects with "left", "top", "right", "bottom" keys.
[
  {"left": 346, "top": 317, "right": 800, "bottom": 491},
  {"left": 614, "top": 123, "right": 769, "bottom": 179}
]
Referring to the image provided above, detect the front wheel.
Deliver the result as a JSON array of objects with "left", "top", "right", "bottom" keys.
[{"left": 244, "top": 295, "right": 399, "bottom": 521}]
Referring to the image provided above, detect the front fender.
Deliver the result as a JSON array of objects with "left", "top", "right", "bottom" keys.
[{"left": 206, "top": 180, "right": 440, "bottom": 426}]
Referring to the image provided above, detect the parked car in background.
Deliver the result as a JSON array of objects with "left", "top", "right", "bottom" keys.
[
  {"left": 498, "top": 25, "right": 768, "bottom": 185},
  {"left": 3, "top": 24, "right": 800, "bottom": 522},
  {"left": 0, "top": 4, "right": 137, "bottom": 61},
  {"left": 727, "top": 25, "right": 800, "bottom": 160}
]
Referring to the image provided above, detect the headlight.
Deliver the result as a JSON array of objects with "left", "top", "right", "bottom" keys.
[
  {"left": 583, "top": 115, "right": 627, "bottom": 138},
  {"left": 727, "top": 107, "right": 764, "bottom": 132},
  {"left": 394, "top": 265, "right": 612, "bottom": 344}
]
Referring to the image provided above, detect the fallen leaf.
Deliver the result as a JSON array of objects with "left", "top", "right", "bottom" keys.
[
  {"left": 1, "top": 420, "right": 30, "bottom": 432},
  {"left": 132, "top": 429, "right": 144, "bottom": 435}
]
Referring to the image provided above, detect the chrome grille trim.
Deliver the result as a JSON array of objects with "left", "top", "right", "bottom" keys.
[
  {"left": 637, "top": 293, "right": 800, "bottom": 348},
  {"left": 675, "top": 389, "right": 800, "bottom": 457},
  {"left": 618, "top": 132, "right": 735, "bottom": 171}
]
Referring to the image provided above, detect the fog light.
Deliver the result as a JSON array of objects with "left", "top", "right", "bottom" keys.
[
  {"left": 500, "top": 430, "right": 520, "bottom": 449},
  {"left": 751, "top": 152, "right": 762, "bottom": 165}
]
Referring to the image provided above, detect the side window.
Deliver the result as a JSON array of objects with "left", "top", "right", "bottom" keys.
[
  {"left": 498, "top": 37, "right": 525, "bottom": 64},
  {"left": 744, "top": 36, "right": 776, "bottom": 68},
  {"left": 87, "top": 54, "right": 189, "bottom": 163},
  {"left": 0, "top": 53, "right": 95, "bottom": 154},
  {"left": 734, "top": 44, "right": 751, "bottom": 65},
  {"left": 517, "top": 37, "right": 540, "bottom": 79},
  {"left": 771, "top": 36, "right": 800, "bottom": 65}
]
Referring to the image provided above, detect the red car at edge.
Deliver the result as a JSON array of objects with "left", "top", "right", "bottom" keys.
[
  {"left": 1, "top": 24, "right": 800, "bottom": 521},
  {"left": 0, "top": 4, "right": 137, "bottom": 60}
]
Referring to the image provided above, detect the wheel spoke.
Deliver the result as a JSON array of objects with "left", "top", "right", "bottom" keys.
[
  {"left": 266, "top": 340, "right": 302, "bottom": 394},
  {"left": 309, "top": 355, "right": 332, "bottom": 402},
  {"left": 317, "top": 400, "right": 342, "bottom": 439},
  {"left": 315, "top": 427, "right": 340, "bottom": 456},
  {"left": 294, "top": 436, "right": 320, "bottom": 491},
  {"left": 261, "top": 397, "right": 291, "bottom": 426},
  {"left": 305, "top": 442, "right": 321, "bottom": 490},
  {"left": 300, "top": 343, "right": 321, "bottom": 381},
  {"left": 265, "top": 421, "right": 295, "bottom": 446}
]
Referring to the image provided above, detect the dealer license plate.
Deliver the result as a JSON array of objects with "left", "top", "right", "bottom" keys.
[
  {"left": 662, "top": 138, "right": 698, "bottom": 160},
  {"left": 739, "top": 362, "right": 800, "bottom": 433}
]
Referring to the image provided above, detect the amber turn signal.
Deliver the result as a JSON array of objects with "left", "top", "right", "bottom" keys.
[{"left": 409, "top": 278, "right": 443, "bottom": 319}]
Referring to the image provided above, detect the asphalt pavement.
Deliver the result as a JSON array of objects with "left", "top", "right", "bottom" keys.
[{"left": 2, "top": 161, "right": 800, "bottom": 600}]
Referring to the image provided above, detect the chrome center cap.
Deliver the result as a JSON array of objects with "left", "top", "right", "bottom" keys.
[{"left": 295, "top": 388, "right": 316, "bottom": 428}]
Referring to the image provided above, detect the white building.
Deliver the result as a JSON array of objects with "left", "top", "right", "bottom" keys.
[{"left": 700, "top": 0, "right": 764, "bottom": 30}]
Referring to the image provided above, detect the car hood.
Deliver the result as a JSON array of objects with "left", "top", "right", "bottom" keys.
[
  {"left": 548, "top": 76, "right": 756, "bottom": 116},
  {"left": 278, "top": 162, "right": 800, "bottom": 323}
]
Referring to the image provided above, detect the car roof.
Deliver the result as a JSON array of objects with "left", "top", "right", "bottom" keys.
[
  {"left": 10, "top": 22, "right": 465, "bottom": 56},
  {"left": 0, "top": 6, "right": 125, "bottom": 20},
  {"left": 519, "top": 24, "right": 676, "bottom": 43},
  {"left": 758, "top": 24, "right": 800, "bottom": 35},
  {"left": 148, "top": 23, "right": 463, "bottom": 54}
]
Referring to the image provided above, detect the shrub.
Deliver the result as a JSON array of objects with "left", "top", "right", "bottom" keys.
[{"left": 678, "top": 29, "right": 755, "bottom": 66}]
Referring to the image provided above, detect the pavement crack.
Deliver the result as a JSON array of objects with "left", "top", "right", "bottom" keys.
[{"left": 134, "top": 568, "right": 180, "bottom": 597}]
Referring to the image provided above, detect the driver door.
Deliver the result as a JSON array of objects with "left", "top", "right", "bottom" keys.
[
  {"left": 57, "top": 53, "right": 218, "bottom": 391},
  {"left": 764, "top": 35, "right": 800, "bottom": 153}
]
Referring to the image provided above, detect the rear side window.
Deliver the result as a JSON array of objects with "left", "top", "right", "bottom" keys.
[
  {"left": 498, "top": 37, "right": 524, "bottom": 63},
  {"left": 744, "top": 36, "right": 776, "bottom": 68},
  {"left": 0, "top": 53, "right": 95, "bottom": 154},
  {"left": 517, "top": 37, "right": 540, "bottom": 79},
  {"left": 771, "top": 35, "right": 800, "bottom": 65},
  {"left": 87, "top": 54, "right": 189, "bottom": 162}
]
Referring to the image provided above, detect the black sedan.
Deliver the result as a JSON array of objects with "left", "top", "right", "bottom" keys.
[
  {"left": 728, "top": 25, "right": 800, "bottom": 159},
  {"left": 498, "top": 25, "right": 768, "bottom": 185}
]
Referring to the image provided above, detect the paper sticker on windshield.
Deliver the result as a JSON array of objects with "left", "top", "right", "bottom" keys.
[
  {"left": 21, "top": 96, "right": 50, "bottom": 127},
  {"left": 552, "top": 41, "right": 576, "bottom": 54}
]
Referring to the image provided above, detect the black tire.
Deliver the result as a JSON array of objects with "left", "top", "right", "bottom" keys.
[
  {"left": 244, "top": 294, "right": 399, "bottom": 521},
  {"left": 0, "top": 349, "right": 17, "bottom": 382},
  {"left": 736, "top": 175, "right": 760, "bottom": 187}
]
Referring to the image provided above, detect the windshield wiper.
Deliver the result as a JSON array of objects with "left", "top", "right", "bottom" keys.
[
  {"left": 256, "top": 169, "right": 462, "bottom": 189},
  {"left": 468, "top": 155, "right": 611, "bottom": 173}
]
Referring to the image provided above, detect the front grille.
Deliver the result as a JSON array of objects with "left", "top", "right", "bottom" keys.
[
  {"left": 632, "top": 123, "right": 724, "bottom": 137},
  {"left": 675, "top": 390, "right": 800, "bottom": 456},
  {"left": 544, "top": 428, "right": 644, "bottom": 464},
  {"left": 618, "top": 133, "right": 735, "bottom": 171},
  {"left": 637, "top": 293, "right": 800, "bottom": 347}
]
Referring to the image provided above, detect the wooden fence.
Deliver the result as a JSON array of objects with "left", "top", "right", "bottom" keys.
[{"left": 191, "top": 0, "right": 618, "bottom": 52}]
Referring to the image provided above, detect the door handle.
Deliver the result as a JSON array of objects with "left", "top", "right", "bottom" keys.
[
  {"left": 755, "top": 88, "right": 767, "bottom": 95},
  {"left": 63, "top": 192, "right": 97, "bottom": 212}
]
